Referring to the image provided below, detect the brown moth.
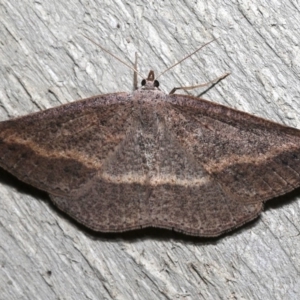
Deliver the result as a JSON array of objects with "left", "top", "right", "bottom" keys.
[{"left": 1, "top": 43, "right": 300, "bottom": 237}]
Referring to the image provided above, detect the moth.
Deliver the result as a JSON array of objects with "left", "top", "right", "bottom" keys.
[{"left": 1, "top": 39, "right": 300, "bottom": 237}]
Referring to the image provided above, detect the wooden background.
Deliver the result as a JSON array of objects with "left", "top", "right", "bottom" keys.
[{"left": 1, "top": 1, "right": 300, "bottom": 299}]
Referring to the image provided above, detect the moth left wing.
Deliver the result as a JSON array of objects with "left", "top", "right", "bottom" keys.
[{"left": 0, "top": 93, "right": 132, "bottom": 196}]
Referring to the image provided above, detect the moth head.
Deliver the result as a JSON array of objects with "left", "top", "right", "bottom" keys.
[{"left": 141, "top": 70, "right": 160, "bottom": 90}]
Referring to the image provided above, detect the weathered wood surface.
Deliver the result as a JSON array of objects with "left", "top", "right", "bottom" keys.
[{"left": 0, "top": 1, "right": 300, "bottom": 299}]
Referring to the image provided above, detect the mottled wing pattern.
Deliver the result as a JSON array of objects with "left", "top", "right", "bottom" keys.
[
  {"left": 167, "top": 94, "right": 300, "bottom": 201},
  {"left": 2, "top": 90, "right": 300, "bottom": 237},
  {"left": 0, "top": 93, "right": 132, "bottom": 195}
]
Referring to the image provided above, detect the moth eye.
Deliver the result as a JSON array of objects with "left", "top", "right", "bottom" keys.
[
  {"left": 154, "top": 80, "right": 159, "bottom": 87},
  {"left": 141, "top": 79, "right": 146, "bottom": 86}
]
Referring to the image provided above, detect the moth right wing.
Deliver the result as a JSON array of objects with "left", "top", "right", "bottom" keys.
[{"left": 166, "top": 94, "right": 300, "bottom": 204}]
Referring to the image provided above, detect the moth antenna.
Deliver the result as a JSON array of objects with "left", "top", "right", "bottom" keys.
[
  {"left": 155, "top": 39, "right": 216, "bottom": 80},
  {"left": 81, "top": 34, "right": 146, "bottom": 79}
]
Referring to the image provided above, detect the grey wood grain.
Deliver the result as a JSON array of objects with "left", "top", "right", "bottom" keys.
[{"left": 0, "top": 1, "right": 300, "bottom": 299}]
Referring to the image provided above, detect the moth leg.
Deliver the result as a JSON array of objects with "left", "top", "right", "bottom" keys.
[{"left": 169, "top": 72, "right": 230, "bottom": 95}]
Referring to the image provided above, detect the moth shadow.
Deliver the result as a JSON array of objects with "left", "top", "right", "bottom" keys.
[
  {"left": 1, "top": 167, "right": 299, "bottom": 244},
  {"left": 0, "top": 167, "right": 49, "bottom": 201},
  {"left": 264, "top": 188, "right": 300, "bottom": 210}
]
